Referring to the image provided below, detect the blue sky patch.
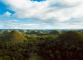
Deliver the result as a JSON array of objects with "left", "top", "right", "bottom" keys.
[
  {"left": 0, "top": 2, "right": 15, "bottom": 15},
  {"left": 31, "top": 0, "right": 46, "bottom": 2}
]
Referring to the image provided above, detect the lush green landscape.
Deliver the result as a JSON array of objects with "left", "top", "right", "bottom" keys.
[{"left": 0, "top": 29, "right": 83, "bottom": 60}]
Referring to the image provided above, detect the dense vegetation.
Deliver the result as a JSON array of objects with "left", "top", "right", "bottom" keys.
[{"left": 0, "top": 29, "right": 83, "bottom": 60}]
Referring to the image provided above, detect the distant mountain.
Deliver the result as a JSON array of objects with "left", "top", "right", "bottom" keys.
[
  {"left": 3, "top": 30, "right": 27, "bottom": 43},
  {"left": 57, "top": 31, "right": 83, "bottom": 44}
]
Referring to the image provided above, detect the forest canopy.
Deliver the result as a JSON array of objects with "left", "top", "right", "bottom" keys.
[{"left": 0, "top": 29, "right": 83, "bottom": 60}]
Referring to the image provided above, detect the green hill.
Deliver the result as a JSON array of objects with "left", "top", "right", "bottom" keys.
[
  {"left": 50, "top": 30, "right": 62, "bottom": 35},
  {"left": 3, "top": 30, "right": 27, "bottom": 43},
  {"left": 57, "top": 31, "right": 83, "bottom": 44}
]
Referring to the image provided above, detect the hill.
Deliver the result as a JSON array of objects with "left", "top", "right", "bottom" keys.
[
  {"left": 3, "top": 30, "right": 27, "bottom": 43},
  {"left": 57, "top": 31, "right": 83, "bottom": 44},
  {"left": 50, "top": 30, "right": 62, "bottom": 35}
]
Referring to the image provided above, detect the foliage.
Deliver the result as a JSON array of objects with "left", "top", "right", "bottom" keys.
[{"left": 0, "top": 30, "right": 83, "bottom": 60}]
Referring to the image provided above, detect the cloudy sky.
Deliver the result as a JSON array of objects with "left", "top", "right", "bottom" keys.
[{"left": 0, "top": 0, "right": 83, "bottom": 29}]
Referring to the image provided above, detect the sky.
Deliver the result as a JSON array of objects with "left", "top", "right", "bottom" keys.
[{"left": 0, "top": 0, "right": 83, "bottom": 29}]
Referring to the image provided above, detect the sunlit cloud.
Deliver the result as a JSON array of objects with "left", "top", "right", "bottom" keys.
[{"left": 3, "top": 11, "right": 11, "bottom": 17}]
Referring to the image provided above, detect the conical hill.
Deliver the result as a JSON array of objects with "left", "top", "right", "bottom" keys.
[
  {"left": 57, "top": 31, "right": 83, "bottom": 44},
  {"left": 50, "top": 30, "right": 62, "bottom": 35},
  {"left": 3, "top": 30, "right": 27, "bottom": 43}
]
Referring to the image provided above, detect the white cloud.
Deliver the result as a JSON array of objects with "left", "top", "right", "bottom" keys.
[
  {"left": 3, "top": 11, "right": 11, "bottom": 17},
  {"left": 1, "top": 0, "right": 83, "bottom": 29}
]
